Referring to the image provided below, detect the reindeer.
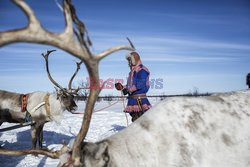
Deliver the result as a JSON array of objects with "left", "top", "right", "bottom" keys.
[
  {"left": 59, "top": 90, "right": 250, "bottom": 167},
  {"left": 0, "top": 50, "right": 80, "bottom": 149}
]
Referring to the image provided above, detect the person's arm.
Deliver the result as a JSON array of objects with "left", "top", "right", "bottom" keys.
[{"left": 135, "top": 69, "right": 149, "bottom": 91}]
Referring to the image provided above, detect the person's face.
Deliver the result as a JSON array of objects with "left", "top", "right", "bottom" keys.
[{"left": 127, "top": 56, "right": 133, "bottom": 67}]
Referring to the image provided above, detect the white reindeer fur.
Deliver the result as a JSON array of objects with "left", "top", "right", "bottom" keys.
[
  {"left": 75, "top": 90, "right": 250, "bottom": 167},
  {"left": 27, "top": 92, "right": 64, "bottom": 123}
]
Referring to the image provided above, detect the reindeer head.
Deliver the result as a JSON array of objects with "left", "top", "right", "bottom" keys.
[
  {"left": 42, "top": 50, "right": 82, "bottom": 112},
  {"left": 55, "top": 89, "right": 77, "bottom": 112}
]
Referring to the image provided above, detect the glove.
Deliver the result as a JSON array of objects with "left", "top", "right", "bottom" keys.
[
  {"left": 122, "top": 88, "right": 130, "bottom": 95},
  {"left": 115, "top": 83, "right": 124, "bottom": 90}
]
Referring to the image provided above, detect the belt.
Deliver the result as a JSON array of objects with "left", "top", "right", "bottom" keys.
[{"left": 129, "top": 94, "right": 147, "bottom": 99}]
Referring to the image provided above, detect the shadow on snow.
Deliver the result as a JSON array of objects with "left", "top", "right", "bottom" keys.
[
  {"left": 0, "top": 129, "right": 73, "bottom": 167},
  {"left": 110, "top": 124, "right": 127, "bottom": 132}
]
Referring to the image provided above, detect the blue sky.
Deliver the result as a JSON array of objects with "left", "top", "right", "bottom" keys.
[{"left": 0, "top": 0, "right": 249, "bottom": 95}]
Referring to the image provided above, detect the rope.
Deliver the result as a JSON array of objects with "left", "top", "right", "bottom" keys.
[
  {"left": 29, "top": 102, "right": 45, "bottom": 113},
  {"left": 70, "top": 94, "right": 129, "bottom": 126},
  {"left": 94, "top": 100, "right": 119, "bottom": 112},
  {"left": 70, "top": 100, "right": 120, "bottom": 114},
  {"left": 121, "top": 92, "right": 129, "bottom": 126},
  {"left": 56, "top": 99, "right": 124, "bottom": 135}
]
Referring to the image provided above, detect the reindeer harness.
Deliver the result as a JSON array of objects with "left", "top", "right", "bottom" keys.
[
  {"left": 21, "top": 94, "right": 28, "bottom": 113},
  {"left": 21, "top": 94, "right": 32, "bottom": 122},
  {"left": 44, "top": 93, "right": 52, "bottom": 119},
  {"left": 21, "top": 93, "right": 52, "bottom": 121}
]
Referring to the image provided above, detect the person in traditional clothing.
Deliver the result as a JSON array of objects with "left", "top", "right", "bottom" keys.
[{"left": 115, "top": 52, "right": 152, "bottom": 122}]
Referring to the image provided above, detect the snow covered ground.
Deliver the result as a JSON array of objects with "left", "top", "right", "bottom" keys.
[{"left": 0, "top": 98, "right": 159, "bottom": 167}]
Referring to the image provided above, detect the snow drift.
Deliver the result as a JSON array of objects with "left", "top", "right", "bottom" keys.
[{"left": 75, "top": 90, "right": 250, "bottom": 167}]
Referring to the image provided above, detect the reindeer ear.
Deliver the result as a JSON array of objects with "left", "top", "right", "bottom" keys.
[
  {"left": 94, "top": 141, "right": 109, "bottom": 160},
  {"left": 54, "top": 87, "right": 61, "bottom": 99},
  {"left": 84, "top": 141, "right": 109, "bottom": 160},
  {"left": 54, "top": 87, "right": 59, "bottom": 93}
]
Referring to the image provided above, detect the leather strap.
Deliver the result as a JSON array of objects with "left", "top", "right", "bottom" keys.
[
  {"left": 129, "top": 94, "right": 147, "bottom": 99},
  {"left": 21, "top": 94, "right": 28, "bottom": 112},
  {"left": 44, "top": 94, "right": 51, "bottom": 119}
]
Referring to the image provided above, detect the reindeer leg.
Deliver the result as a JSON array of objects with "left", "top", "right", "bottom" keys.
[
  {"left": 31, "top": 125, "right": 38, "bottom": 149},
  {"left": 38, "top": 124, "right": 44, "bottom": 149}
]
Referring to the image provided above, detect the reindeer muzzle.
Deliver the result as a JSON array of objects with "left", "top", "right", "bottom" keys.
[{"left": 67, "top": 103, "right": 78, "bottom": 112}]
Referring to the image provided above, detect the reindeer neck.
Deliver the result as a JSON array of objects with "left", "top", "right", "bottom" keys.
[
  {"left": 47, "top": 93, "right": 64, "bottom": 122},
  {"left": 49, "top": 93, "right": 64, "bottom": 111}
]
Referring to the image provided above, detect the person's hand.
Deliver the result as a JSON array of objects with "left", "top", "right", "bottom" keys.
[
  {"left": 115, "top": 83, "right": 124, "bottom": 90},
  {"left": 122, "top": 88, "right": 129, "bottom": 95}
]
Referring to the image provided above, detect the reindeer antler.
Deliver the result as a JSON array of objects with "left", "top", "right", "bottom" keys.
[
  {"left": 41, "top": 50, "right": 65, "bottom": 91},
  {"left": 68, "top": 61, "right": 82, "bottom": 92}
]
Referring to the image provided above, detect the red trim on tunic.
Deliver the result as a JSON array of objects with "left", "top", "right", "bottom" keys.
[{"left": 124, "top": 104, "right": 152, "bottom": 113}]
